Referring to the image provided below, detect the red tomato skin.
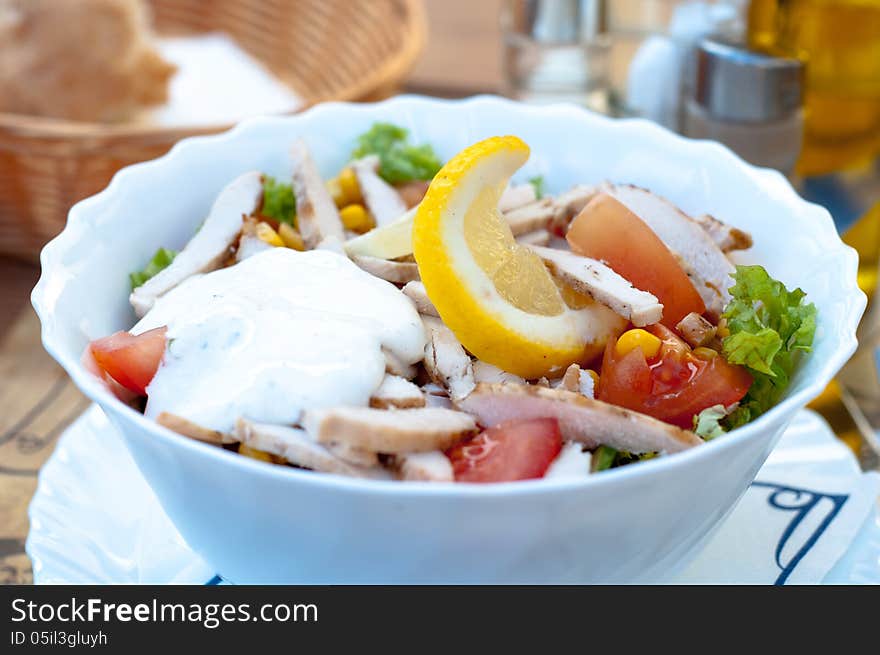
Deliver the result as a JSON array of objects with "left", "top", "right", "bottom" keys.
[
  {"left": 566, "top": 193, "right": 706, "bottom": 327},
  {"left": 89, "top": 327, "right": 167, "bottom": 396},
  {"left": 596, "top": 343, "right": 652, "bottom": 410},
  {"left": 649, "top": 356, "right": 752, "bottom": 427},
  {"left": 598, "top": 325, "right": 751, "bottom": 428},
  {"left": 447, "top": 418, "right": 562, "bottom": 483},
  {"left": 81, "top": 345, "right": 139, "bottom": 403},
  {"left": 648, "top": 324, "right": 690, "bottom": 354}
]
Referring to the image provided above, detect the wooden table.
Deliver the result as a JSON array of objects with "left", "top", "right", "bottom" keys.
[{"left": 0, "top": 260, "right": 92, "bottom": 583}]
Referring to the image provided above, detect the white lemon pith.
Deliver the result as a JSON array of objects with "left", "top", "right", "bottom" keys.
[
  {"left": 344, "top": 207, "right": 415, "bottom": 260},
  {"left": 412, "top": 136, "right": 624, "bottom": 379}
]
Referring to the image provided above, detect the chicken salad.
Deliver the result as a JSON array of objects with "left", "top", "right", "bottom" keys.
[{"left": 86, "top": 124, "right": 817, "bottom": 483}]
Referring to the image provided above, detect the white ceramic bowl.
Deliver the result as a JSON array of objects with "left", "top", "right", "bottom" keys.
[{"left": 33, "top": 96, "right": 865, "bottom": 583}]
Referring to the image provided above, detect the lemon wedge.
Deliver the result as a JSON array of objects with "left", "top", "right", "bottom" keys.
[
  {"left": 344, "top": 206, "right": 416, "bottom": 260},
  {"left": 413, "top": 136, "right": 623, "bottom": 379}
]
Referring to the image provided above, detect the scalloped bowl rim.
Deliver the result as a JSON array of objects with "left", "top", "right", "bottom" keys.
[{"left": 31, "top": 94, "right": 866, "bottom": 498}]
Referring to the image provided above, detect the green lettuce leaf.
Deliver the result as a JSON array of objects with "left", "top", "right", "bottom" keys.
[
  {"left": 720, "top": 265, "right": 817, "bottom": 428},
  {"left": 720, "top": 328, "right": 782, "bottom": 376},
  {"left": 130, "top": 247, "right": 177, "bottom": 290},
  {"left": 592, "top": 445, "right": 617, "bottom": 472},
  {"left": 352, "top": 122, "right": 442, "bottom": 184},
  {"left": 261, "top": 176, "right": 296, "bottom": 225},
  {"left": 592, "top": 445, "right": 657, "bottom": 472},
  {"left": 693, "top": 405, "right": 728, "bottom": 440},
  {"left": 528, "top": 175, "right": 546, "bottom": 200}
]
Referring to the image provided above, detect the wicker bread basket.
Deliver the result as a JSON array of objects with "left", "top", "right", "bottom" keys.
[{"left": 0, "top": 0, "right": 425, "bottom": 261}]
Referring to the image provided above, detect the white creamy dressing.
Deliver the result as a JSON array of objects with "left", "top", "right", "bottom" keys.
[{"left": 134, "top": 248, "right": 426, "bottom": 433}]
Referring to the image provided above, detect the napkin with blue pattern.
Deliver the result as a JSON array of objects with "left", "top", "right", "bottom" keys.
[{"left": 675, "top": 411, "right": 880, "bottom": 584}]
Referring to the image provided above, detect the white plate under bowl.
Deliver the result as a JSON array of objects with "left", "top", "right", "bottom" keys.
[{"left": 27, "top": 406, "right": 880, "bottom": 584}]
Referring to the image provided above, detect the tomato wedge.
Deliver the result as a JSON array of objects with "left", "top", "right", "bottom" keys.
[
  {"left": 446, "top": 418, "right": 562, "bottom": 483},
  {"left": 598, "top": 325, "right": 751, "bottom": 428},
  {"left": 89, "top": 327, "right": 167, "bottom": 396},
  {"left": 566, "top": 193, "right": 706, "bottom": 327}
]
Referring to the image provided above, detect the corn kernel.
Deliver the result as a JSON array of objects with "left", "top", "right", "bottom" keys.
[
  {"left": 338, "top": 167, "right": 362, "bottom": 206},
  {"left": 278, "top": 222, "right": 305, "bottom": 251},
  {"left": 239, "top": 443, "right": 273, "bottom": 463},
  {"left": 255, "top": 222, "right": 284, "bottom": 247},
  {"left": 327, "top": 177, "right": 345, "bottom": 207},
  {"left": 615, "top": 328, "right": 662, "bottom": 358},
  {"left": 340, "top": 203, "right": 375, "bottom": 233},
  {"left": 693, "top": 346, "right": 718, "bottom": 360}
]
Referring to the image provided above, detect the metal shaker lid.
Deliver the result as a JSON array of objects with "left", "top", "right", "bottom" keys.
[
  {"left": 501, "top": 0, "right": 604, "bottom": 44},
  {"left": 692, "top": 39, "right": 803, "bottom": 122}
]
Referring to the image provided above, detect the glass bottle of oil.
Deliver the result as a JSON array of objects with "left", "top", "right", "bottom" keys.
[{"left": 748, "top": 0, "right": 880, "bottom": 176}]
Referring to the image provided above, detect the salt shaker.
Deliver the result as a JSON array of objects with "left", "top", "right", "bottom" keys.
[
  {"left": 501, "top": 0, "right": 610, "bottom": 112},
  {"left": 683, "top": 39, "right": 804, "bottom": 174}
]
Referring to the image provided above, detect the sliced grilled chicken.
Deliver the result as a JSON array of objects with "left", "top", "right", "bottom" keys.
[
  {"left": 290, "top": 139, "right": 345, "bottom": 249},
  {"left": 515, "top": 229, "right": 551, "bottom": 247},
  {"left": 401, "top": 280, "right": 439, "bottom": 317},
  {"left": 504, "top": 198, "right": 556, "bottom": 236},
  {"left": 606, "top": 184, "right": 734, "bottom": 318},
  {"left": 324, "top": 441, "right": 380, "bottom": 468},
  {"left": 235, "top": 234, "right": 273, "bottom": 262},
  {"left": 130, "top": 171, "right": 262, "bottom": 317},
  {"left": 315, "top": 234, "right": 345, "bottom": 254},
  {"left": 472, "top": 360, "right": 526, "bottom": 385},
  {"left": 695, "top": 213, "right": 753, "bottom": 253},
  {"left": 235, "top": 216, "right": 274, "bottom": 262},
  {"left": 383, "top": 346, "right": 417, "bottom": 379},
  {"left": 351, "top": 254, "right": 420, "bottom": 284},
  {"left": 396, "top": 180, "right": 430, "bottom": 208},
  {"left": 234, "top": 418, "right": 384, "bottom": 478},
  {"left": 370, "top": 374, "right": 426, "bottom": 409},
  {"left": 558, "top": 363, "right": 595, "bottom": 397},
  {"left": 353, "top": 155, "right": 408, "bottom": 226},
  {"left": 529, "top": 245, "right": 664, "bottom": 327},
  {"left": 391, "top": 451, "right": 455, "bottom": 482},
  {"left": 559, "top": 364, "right": 581, "bottom": 392},
  {"left": 544, "top": 442, "right": 592, "bottom": 479},
  {"left": 422, "top": 316, "right": 476, "bottom": 400},
  {"left": 548, "top": 184, "right": 599, "bottom": 235},
  {"left": 555, "top": 184, "right": 599, "bottom": 213},
  {"left": 302, "top": 406, "right": 478, "bottom": 453},
  {"left": 157, "top": 412, "right": 235, "bottom": 445},
  {"left": 457, "top": 383, "right": 702, "bottom": 454},
  {"left": 505, "top": 186, "right": 598, "bottom": 239},
  {"left": 422, "top": 382, "right": 446, "bottom": 395},
  {"left": 422, "top": 383, "right": 454, "bottom": 409},
  {"left": 424, "top": 394, "right": 453, "bottom": 409},
  {"left": 499, "top": 183, "right": 538, "bottom": 212},
  {"left": 676, "top": 312, "right": 717, "bottom": 348}
]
